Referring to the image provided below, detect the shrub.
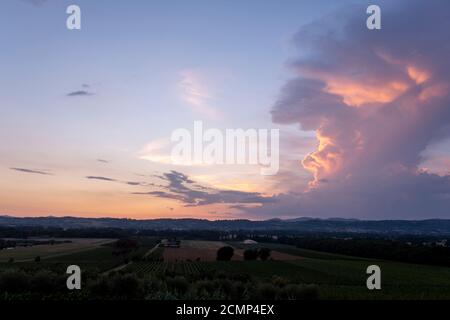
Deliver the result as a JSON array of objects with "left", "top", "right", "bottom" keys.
[
  {"left": 253, "top": 283, "right": 279, "bottom": 300},
  {"left": 271, "top": 275, "right": 288, "bottom": 287},
  {"left": 87, "top": 276, "right": 111, "bottom": 299},
  {"left": 279, "top": 284, "right": 319, "bottom": 300},
  {"left": 214, "top": 279, "right": 233, "bottom": 296},
  {"left": 110, "top": 274, "right": 143, "bottom": 299},
  {"left": 0, "top": 270, "right": 30, "bottom": 294},
  {"left": 167, "top": 276, "right": 189, "bottom": 296},
  {"left": 191, "top": 280, "right": 216, "bottom": 298},
  {"left": 31, "top": 270, "right": 59, "bottom": 294},
  {"left": 230, "top": 281, "right": 248, "bottom": 300}
]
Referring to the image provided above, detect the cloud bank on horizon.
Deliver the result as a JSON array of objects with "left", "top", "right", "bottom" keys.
[{"left": 246, "top": 0, "right": 450, "bottom": 219}]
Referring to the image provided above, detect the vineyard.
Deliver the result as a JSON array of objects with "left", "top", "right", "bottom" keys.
[
  {"left": 127, "top": 261, "right": 208, "bottom": 275},
  {"left": 144, "top": 247, "right": 164, "bottom": 261}
]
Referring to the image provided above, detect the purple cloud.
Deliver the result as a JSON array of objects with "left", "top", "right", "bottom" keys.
[
  {"left": 133, "top": 170, "right": 275, "bottom": 207},
  {"left": 250, "top": 0, "right": 450, "bottom": 219}
]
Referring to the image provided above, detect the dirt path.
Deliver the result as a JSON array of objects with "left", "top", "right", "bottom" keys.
[
  {"left": 143, "top": 243, "right": 160, "bottom": 258},
  {"left": 102, "top": 242, "right": 160, "bottom": 275}
]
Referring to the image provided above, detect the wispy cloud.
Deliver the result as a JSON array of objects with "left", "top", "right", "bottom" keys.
[
  {"left": 67, "top": 90, "right": 94, "bottom": 97},
  {"left": 10, "top": 167, "right": 52, "bottom": 175},
  {"left": 179, "top": 70, "right": 221, "bottom": 119},
  {"left": 86, "top": 176, "right": 116, "bottom": 182},
  {"left": 85, "top": 175, "right": 155, "bottom": 187},
  {"left": 138, "top": 137, "right": 172, "bottom": 164},
  {"left": 133, "top": 170, "right": 275, "bottom": 207}
]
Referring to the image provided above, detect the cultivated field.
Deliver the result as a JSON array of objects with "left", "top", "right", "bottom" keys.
[
  {"left": 163, "top": 240, "right": 240, "bottom": 262},
  {"left": 126, "top": 240, "right": 450, "bottom": 299},
  {"left": 0, "top": 238, "right": 114, "bottom": 262},
  {"left": 162, "top": 240, "right": 300, "bottom": 262}
]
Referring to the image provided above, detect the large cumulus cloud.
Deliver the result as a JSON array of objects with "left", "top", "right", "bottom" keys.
[{"left": 252, "top": 0, "right": 450, "bottom": 219}]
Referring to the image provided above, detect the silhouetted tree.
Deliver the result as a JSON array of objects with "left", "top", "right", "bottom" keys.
[
  {"left": 258, "top": 248, "right": 271, "bottom": 261},
  {"left": 217, "top": 246, "right": 234, "bottom": 261}
]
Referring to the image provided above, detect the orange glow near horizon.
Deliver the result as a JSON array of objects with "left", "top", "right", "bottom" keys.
[{"left": 0, "top": 166, "right": 253, "bottom": 220}]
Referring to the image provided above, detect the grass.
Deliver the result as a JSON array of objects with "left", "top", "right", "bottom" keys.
[
  {"left": 0, "top": 239, "right": 114, "bottom": 262},
  {"left": 0, "top": 246, "right": 124, "bottom": 273},
  {"left": 228, "top": 241, "right": 365, "bottom": 260},
  {"left": 163, "top": 240, "right": 230, "bottom": 262},
  {"left": 44, "top": 246, "right": 124, "bottom": 272},
  {"left": 0, "top": 240, "right": 153, "bottom": 273},
  {"left": 202, "top": 254, "right": 450, "bottom": 299},
  {"left": 181, "top": 240, "right": 228, "bottom": 249}
]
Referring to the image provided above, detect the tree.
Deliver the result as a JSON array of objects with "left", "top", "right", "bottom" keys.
[
  {"left": 258, "top": 248, "right": 271, "bottom": 261},
  {"left": 217, "top": 246, "right": 234, "bottom": 261}
]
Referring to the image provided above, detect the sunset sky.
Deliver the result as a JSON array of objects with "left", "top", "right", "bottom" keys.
[{"left": 1, "top": 0, "right": 450, "bottom": 220}]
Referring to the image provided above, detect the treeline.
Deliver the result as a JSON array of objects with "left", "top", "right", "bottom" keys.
[
  {"left": 216, "top": 246, "right": 272, "bottom": 261},
  {"left": 1, "top": 225, "right": 448, "bottom": 242},
  {"left": 0, "top": 226, "right": 132, "bottom": 239},
  {"left": 0, "top": 268, "right": 318, "bottom": 300},
  {"left": 0, "top": 239, "right": 71, "bottom": 250},
  {"left": 0, "top": 226, "right": 231, "bottom": 241},
  {"left": 280, "top": 237, "right": 450, "bottom": 267}
]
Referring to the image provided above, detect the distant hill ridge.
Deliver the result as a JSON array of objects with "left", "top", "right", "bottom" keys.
[{"left": 1, "top": 215, "right": 450, "bottom": 234}]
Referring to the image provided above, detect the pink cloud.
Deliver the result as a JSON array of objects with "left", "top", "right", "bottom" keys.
[{"left": 249, "top": 0, "right": 450, "bottom": 219}]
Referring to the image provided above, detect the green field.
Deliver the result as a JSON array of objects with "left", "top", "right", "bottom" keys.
[
  {"left": 0, "top": 239, "right": 114, "bottom": 262},
  {"left": 1, "top": 238, "right": 450, "bottom": 299},
  {"left": 122, "top": 241, "right": 450, "bottom": 299},
  {"left": 228, "top": 241, "right": 366, "bottom": 260},
  {"left": 0, "top": 237, "right": 159, "bottom": 274}
]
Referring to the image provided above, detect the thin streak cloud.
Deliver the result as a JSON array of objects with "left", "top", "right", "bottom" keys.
[{"left": 10, "top": 167, "right": 52, "bottom": 175}]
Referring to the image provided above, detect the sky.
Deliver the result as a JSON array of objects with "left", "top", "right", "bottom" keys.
[{"left": 1, "top": 0, "right": 450, "bottom": 220}]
